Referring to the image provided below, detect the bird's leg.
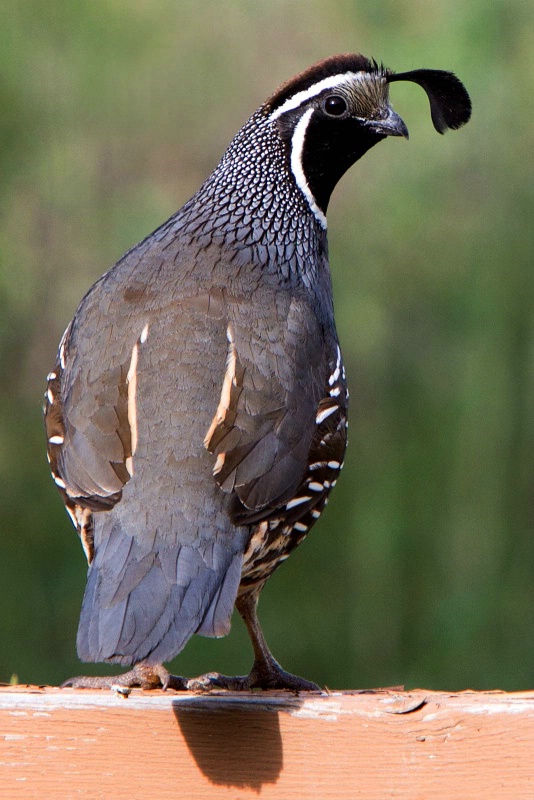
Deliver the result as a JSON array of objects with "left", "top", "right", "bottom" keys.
[
  {"left": 187, "top": 590, "right": 321, "bottom": 692},
  {"left": 237, "top": 590, "right": 321, "bottom": 691},
  {"left": 61, "top": 662, "right": 187, "bottom": 691}
]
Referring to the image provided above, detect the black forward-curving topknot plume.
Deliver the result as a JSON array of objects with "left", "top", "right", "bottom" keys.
[{"left": 387, "top": 69, "right": 472, "bottom": 134}]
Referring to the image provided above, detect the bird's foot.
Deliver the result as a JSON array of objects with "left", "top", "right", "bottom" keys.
[
  {"left": 248, "top": 661, "right": 321, "bottom": 692},
  {"left": 61, "top": 663, "right": 187, "bottom": 691},
  {"left": 186, "top": 660, "right": 321, "bottom": 693}
]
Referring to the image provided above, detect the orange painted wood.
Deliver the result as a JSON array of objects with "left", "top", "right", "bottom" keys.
[{"left": 1, "top": 686, "right": 533, "bottom": 799}]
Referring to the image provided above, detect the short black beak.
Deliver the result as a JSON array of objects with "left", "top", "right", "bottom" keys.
[{"left": 367, "top": 108, "right": 409, "bottom": 139}]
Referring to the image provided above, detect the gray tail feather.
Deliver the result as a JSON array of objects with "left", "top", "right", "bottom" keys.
[
  {"left": 195, "top": 554, "right": 243, "bottom": 638},
  {"left": 76, "top": 519, "right": 245, "bottom": 666}
]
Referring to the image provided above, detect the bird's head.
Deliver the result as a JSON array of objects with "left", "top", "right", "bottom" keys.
[{"left": 263, "top": 54, "right": 471, "bottom": 224}]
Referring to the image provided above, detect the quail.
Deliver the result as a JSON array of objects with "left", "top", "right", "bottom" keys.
[{"left": 44, "top": 53, "right": 471, "bottom": 691}]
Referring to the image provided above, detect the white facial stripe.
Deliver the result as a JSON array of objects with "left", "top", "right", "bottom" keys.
[
  {"left": 290, "top": 108, "right": 327, "bottom": 229},
  {"left": 269, "top": 71, "right": 365, "bottom": 121}
]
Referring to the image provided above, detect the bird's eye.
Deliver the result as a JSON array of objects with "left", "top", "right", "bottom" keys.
[{"left": 323, "top": 95, "right": 348, "bottom": 117}]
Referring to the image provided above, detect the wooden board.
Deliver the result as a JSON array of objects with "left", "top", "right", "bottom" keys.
[{"left": 1, "top": 687, "right": 533, "bottom": 798}]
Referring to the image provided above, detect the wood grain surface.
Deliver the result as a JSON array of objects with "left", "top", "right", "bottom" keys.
[{"left": 1, "top": 686, "right": 533, "bottom": 799}]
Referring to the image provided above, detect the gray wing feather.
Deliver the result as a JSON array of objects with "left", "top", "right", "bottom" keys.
[{"left": 205, "top": 295, "right": 328, "bottom": 521}]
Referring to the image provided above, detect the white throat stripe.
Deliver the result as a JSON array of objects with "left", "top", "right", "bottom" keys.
[
  {"left": 290, "top": 108, "right": 327, "bottom": 229},
  {"left": 269, "top": 71, "right": 365, "bottom": 121}
]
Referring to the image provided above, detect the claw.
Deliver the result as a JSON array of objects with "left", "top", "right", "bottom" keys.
[{"left": 111, "top": 684, "right": 131, "bottom": 698}]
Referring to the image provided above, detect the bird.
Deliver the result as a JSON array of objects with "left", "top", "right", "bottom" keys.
[{"left": 44, "top": 53, "right": 471, "bottom": 692}]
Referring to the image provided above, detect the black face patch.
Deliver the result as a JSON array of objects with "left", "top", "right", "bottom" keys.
[{"left": 300, "top": 114, "right": 384, "bottom": 214}]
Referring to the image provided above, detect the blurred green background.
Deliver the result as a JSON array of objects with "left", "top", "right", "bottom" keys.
[{"left": 1, "top": 0, "right": 533, "bottom": 691}]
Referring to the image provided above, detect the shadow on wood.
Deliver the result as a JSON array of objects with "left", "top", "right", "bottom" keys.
[{"left": 172, "top": 696, "right": 292, "bottom": 789}]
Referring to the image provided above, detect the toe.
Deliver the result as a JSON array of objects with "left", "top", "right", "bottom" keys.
[
  {"left": 60, "top": 675, "right": 116, "bottom": 690},
  {"left": 186, "top": 672, "right": 251, "bottom": 692}
]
